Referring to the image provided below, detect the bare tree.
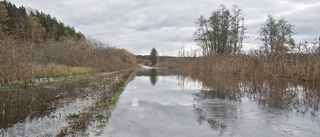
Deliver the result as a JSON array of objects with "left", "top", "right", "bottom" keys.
[
  {"left": 194, "top": 5, "right": 246, "bottom": 55},
  {"left": 258, "top": 15, "right": 295, "bottom": 54}
]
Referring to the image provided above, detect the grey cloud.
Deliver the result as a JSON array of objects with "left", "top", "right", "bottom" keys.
[{"left": 8, "top": 0, "right": 320, "bottom": 55}]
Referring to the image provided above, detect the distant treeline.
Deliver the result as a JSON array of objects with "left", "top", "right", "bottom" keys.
[
  {"left": 0, "top": 1, "right": 136, "bottom": 86},
  {"left": 136, "top": 55, "right": 171, "bottom": 62},
  {"left": 136, "top": 55, "right": 187, "bottom": 64}
]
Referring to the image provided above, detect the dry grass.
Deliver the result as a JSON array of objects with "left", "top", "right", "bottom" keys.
[
  {"left": 0, "top": 35, "right": 136, "bottom": 87},
  {"left": 33, "top": 64, "right": 97, "bottom": 78},
  {"left": 165, "top": 51, "right": 320, "bottom": 82}
]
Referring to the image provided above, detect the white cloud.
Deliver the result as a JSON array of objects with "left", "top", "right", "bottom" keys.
[{"left": 8, "top": 0, "right": 320, "bottom": 55}]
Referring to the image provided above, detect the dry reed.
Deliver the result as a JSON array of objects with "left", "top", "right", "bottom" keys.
[
  {"left": 165, "top": 45, "right": 320, "bottom": 82},
  {"left": 0, "top": 35, "right": 136, "bottom": 87}
]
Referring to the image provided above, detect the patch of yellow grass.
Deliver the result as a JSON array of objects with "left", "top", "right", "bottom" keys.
[{"left": 34, "top": 63, "right": 97, "bottom": 78}]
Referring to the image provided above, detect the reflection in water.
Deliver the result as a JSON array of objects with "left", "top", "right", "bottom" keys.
[
  {"left": 1, "top": 68, "right": 319, "bottom": 136},
  {"left": 187, "top": 71, "right": 320, "bottom": 135},
  {"left": 137, "top": 69, "right": 320, "bottom": 117},
  {"left": 136, "top": 68, "right": 158, "bottom": 86},
  {"left": 149, "top": 69, "right": 158, "bottom": 86},
  {"left": 0, "top": 77, "right": 91, "bottom": 129},
  {"left": 139, "top": 69, "right": 320, "bottom": 136},
  {"left": 102, "top": 69, "right": 320, "bottom": 136},
  {"left": 193, "top": 90, "right": 238, "bottom": 131},
  {"left": 0, "top": 73, "right": 131, "bottom": 136},
  {"left": 187, "top": 71, "right": 320, "bottom": 116}
]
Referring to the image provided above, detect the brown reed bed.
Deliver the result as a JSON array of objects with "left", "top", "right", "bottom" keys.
[{"left": 162, "top": 46, "right": 320, "bottom": 82}]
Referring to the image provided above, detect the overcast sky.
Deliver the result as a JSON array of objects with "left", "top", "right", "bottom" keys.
[{"left": 8, "top": 0, "right": 320, "bottom": 56}]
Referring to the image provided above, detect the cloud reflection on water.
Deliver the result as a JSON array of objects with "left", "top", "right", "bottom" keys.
[{"left": 103, "top": 69, "right": 320, "bottom": 136}]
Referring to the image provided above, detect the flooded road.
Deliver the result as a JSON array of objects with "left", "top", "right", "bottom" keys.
[
  {"left": 101, "top": 69, "right": 320, "bottom": 137},
  {"left": 0, "top": 69, "right": 319, "bottom": 136}
]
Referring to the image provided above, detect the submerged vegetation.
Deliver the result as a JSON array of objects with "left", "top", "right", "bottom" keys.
[
  {"left": 57, "top": 71, "right": 135, "bottom": 136},
  {"left": 0, "top": 70, "right": 134, "bottom": 136},
  {"left": 0, "top": 76, "right": 93, "bottom": 129},
  {"left": 0, "top": 1, "right": 136, "bottom": 87}
]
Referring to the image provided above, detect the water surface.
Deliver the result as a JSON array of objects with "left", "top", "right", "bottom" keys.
[
  {"left": 101, "top": 69, "right": 320, "bottom": 137},
  {"left": 1, "top": 69, "right": 319, "bottom": 136}
]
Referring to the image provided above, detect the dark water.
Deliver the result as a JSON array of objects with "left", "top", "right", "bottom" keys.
[{"left": 100, "top": 69, "right": 320, "bottom": 137}]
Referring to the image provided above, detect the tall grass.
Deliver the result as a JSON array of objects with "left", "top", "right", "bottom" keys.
[
  {"left": 33, "top": 64, "right": 97, "bottom": 78},
  {"left": 0, "top": 36, "right": 136, "bottom": 86},
  {"left": 164, "top": 44, "right": 320, "bottom": 82}
]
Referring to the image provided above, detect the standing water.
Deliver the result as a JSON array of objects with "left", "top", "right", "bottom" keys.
[
  {"left": 0, "top": 69, "right": 319, "bottom": 136},
  {"left": 99, "top": 69, "right": 320, "bottom": 137}
]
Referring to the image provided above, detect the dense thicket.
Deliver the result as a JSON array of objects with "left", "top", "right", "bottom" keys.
[
  {"left": 194, "top": 5, "right": 246, "bottom": 55},
  {"left": 0, "top": 1, "right": 136, "bottom": 86}
]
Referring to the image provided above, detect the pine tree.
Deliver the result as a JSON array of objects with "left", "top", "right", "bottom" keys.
[
  {"left": 0, "top": 3, "right": 9, "bottom": 35},
  {"left": 149, "top": 48, "right": 158, "bottom": 66}
]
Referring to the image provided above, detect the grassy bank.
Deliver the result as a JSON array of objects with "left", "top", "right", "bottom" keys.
[
  {"left": 0, "top": 63, "right": 96, "bottom": 88},
  {"left": 33, "top": 64, "right": 96, "bottom": 78},
  {"left": 0, "top": 37, "right": 136, "bottom": 87}
]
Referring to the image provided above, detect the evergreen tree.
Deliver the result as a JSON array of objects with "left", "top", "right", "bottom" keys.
[
  {"left": 149, "top": 48, "right": 158, "bottom": 66},
  {"left": 0, "top": 3, "right": 9, "bottom": 35}
]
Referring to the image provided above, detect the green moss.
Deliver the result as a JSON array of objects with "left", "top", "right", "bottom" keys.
[
  {"left": 67, "top": 113, "right": 80, "bottom": 119},
  {"left": 96, "top": 115, "right": 104, "bottom": 119}
]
